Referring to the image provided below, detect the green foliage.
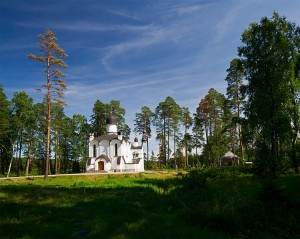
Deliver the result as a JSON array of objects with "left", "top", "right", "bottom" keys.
[
  {"left": 155, "top": 96, "right": 178, "bottom": 164},
  {"left": 134, "top": 106, "right": 154, "bottom": 138},
  {"left": 134, "top": 106, "right": 155, "bottom": 169},
  {"left": 173, "top": 170, "right": 300, "bottom": 238},
  {"left": 225, "top": 58, "right": 245, "bottom": 160},
  {"left": 197, "top": 89, "right": 229, "bottom": 166},
  {"left": 0, "top": 85, "right": 12, "bottom": 175},
  {"left": 90, "top": 99, "right": 130, "bottom": 139},
  {"left": 239, "top": 13, "right": 300, "bottom": 176},
  {"left": 10, "top": 91, "right": 36, "bottom": 176}
]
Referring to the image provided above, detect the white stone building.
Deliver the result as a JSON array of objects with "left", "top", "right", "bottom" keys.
[{"left": 86, "top": 115, "right": 144, "bottom": 172}]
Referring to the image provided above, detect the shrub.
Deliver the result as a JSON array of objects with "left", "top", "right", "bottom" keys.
[{"left": 172, "top": 170, "right": 300, "bottom": 238}]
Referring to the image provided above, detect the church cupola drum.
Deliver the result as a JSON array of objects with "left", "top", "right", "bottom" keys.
[
  {"left": 106, "top": 115, "right": 118, "bottom": 135},
  {"left": 133, "top": 136, "right": 139, "bottom": 147}
]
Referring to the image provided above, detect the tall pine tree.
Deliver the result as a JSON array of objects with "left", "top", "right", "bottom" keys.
[{"left": 28, "top": 29, "right": 68, "bottom": 180}]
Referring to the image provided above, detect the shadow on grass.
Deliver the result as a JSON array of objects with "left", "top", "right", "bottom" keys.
[
  {"left": 3, "top": 174, "right": 298, "bottom": 239},
  {"left": 0, "top": 180, "right": 228, "bottom": 239}
]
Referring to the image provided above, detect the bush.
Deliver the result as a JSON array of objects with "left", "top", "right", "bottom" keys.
[
  {"left": 171, "top": 170, "right": 300, "bottom": 238},
  {"left": 181, "top": 169, "right": 207, "bottom": 191}
]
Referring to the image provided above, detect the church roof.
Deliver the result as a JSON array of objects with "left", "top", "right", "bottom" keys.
[
  {"left": 87, "top": 157, "right": 92, "bottom": 166},
  {"left": 117, "top": 156, "right": 141, "bottom": 165},
  {"left": 131, "top": 145, "right": 142, "bottom": 149},
  {"left": 97, "top": 154, "right": 111, "bottom": 163},
  {"left": 106, "top": 115, "right": 117, "bottom": 125},
  {"left": 94, "top": 134, "right": 119, "bottom": 142},
  {"left": 117, "top": 156, "right": 125, "bottom": 165}
]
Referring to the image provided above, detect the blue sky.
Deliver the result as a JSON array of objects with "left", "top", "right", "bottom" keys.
[{"left": 1, "top": 0, "right": 300, "bottom": 151}]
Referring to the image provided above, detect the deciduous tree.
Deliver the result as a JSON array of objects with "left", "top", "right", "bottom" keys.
[
  {"left": 0, "top": 85, "right": 12, "bottom": 175},
  {"left": 238, "top": 13, "right": 300, "bottom": 176},
  {"left": 11, "top": 91, "right": 34, "bottom": 176}
]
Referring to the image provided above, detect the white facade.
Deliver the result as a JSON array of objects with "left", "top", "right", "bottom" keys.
[{"left": 86, "top": 116, "right": 144, "bottom": 172}]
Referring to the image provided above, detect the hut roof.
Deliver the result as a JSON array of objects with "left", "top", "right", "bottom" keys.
[{"left": 221, "top": 151, "right": 239, "bottom": 159}]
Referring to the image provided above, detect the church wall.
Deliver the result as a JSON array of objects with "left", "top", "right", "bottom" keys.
[
  {"left": 99, "top": 141, "right": 109, "bottom": 157},
  {"left": 86, "top": 118, "right": 144, "bottom": 172},
  {"left": 109, "top": 144, "right": 116, "bottom": 170},
  {"left": 123, "top": 162, "right": 144, "bottom": 172},
  {"left": 122, "top": 141, "right": 127, "bottom": 159},
  {"left": 124, "top": 141, "right": 131, "bottom": 159},
  {"left": 111, "top": 139, "right": 121, "bottom": 156},
  {"left": 89, "top": 141, "right": 97, "bottom": 158}
]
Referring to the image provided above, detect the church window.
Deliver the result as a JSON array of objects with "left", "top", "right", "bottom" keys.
[
  {"left": 133, "top": 152, "right": 139, "bottom": 158},
  {"left": 115, "top": 143, "right": 118, "bottom": 156},
  {"left": 93, "top": 144, "right": 96, "bottom": 157}
]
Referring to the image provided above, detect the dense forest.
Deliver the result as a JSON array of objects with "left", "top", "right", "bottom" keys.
[{"left": 0, "top": 13, "right": 299, "bottom": 177}]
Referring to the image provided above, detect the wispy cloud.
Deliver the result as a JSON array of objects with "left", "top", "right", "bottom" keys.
[
  {"left": 99, "top": 6, "right": 141, "bottom": 21},
  {"left": 214, "top": 1, "right": 252, "bottom": 42},
  {"left": 170, "top": 4, "right": 204, "bottom": 16},
  {"left": 3, "top": 0, "right": 300, "bottom": 152},
  {"left": 100, "top": 4, "right": 207, "bottom": 72},
  {"left": 14, "top": 20, "right": 156, "bottom": 33}
]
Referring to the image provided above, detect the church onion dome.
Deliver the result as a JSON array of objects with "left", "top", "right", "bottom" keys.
[
  {"left": 134, "top": 137, "right": 138, "bottom": 142},
  {"left": 106, "top": 115, "right": 117, "bottom": 125}
]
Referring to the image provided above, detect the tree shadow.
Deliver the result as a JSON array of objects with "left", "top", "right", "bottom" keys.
[{"left": 0, "top": 180, "right": 228, "bottom": 239}]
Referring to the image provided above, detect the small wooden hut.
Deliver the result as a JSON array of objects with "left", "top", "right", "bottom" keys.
[{"left": 220, "top": 151, "right": 239, "bottom": 166}]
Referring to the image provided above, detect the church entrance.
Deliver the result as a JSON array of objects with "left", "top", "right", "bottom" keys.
[{"left": 98, "top": 161, "right": 104, "bottom": 170}]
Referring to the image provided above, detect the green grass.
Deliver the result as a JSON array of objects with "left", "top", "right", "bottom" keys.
[
  {"left": 0, "top": 172, "right": 228, "bottom": 239},
  {"left": 175, "top": 170, "right": 300, "bottom": 239},
  {"left": 0, "top": 171, "right": 299, "bottom": 239}
]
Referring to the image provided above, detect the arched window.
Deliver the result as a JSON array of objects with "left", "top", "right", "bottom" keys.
[
  {"left": 93, "top": 144, "right": 97, "bottom": 157},
  {"left": 115, "top": 143, "right": 118, "bottom": 156}
]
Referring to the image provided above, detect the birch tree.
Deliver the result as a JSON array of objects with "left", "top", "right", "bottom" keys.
[
  {"left": 239, "top": 13, "right": 300, "bottom": 176},
  {"left": 0, "top": 85, "right": 12, "bottom": 175}
]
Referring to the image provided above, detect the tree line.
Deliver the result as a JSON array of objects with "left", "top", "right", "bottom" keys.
[
  {"left": 136, "top": 13, "right": 300, "bottom": 177},
  {"left": 0, "top": 13, "right": 299, "bottom": 177},
  {"left": 210, "top": 13, "right": 300, "bottom": 176},
  {"left": 0, "top": 86, "right": 136, "bottom": 176}
]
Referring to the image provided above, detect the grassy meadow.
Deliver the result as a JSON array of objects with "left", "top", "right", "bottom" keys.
[{"left": 0, "top": 170, "right": 299, "bottom": 239}]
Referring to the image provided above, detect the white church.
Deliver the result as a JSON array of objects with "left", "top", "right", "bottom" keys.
[{"left": 86, "top": 115, "right": 144, "bottom": 172}]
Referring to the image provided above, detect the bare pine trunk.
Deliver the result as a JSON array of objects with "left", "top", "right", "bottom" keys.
[
  {"left": 185, "top": 140, "right": 188, "bottom": 167},
  {"left": 54, "top": 131, "right": 58, "bottom": 174},
  {"left": 173, "top": 130, "right": 176, "bottom": 166},
  {"left": 16, "top": 139, "right": 20, "bottom": 176},
  {"left": 18, "top": 131, "right": 23, "bottom": 176},
  {"left": 45, "top": 56, "right": 51, "bottom": 180},
  {"left": 25, "top": 137, "right": 33, "bottom": 177},
  {"left": 167, "top": 119, "right": 170, "bottom": 163},
  {"left": 146, "top": 137, "right": 149, "bottom": 170},
  {"left": 238, "top": 125, "right": 244, "bottom": 164},
  {"left": 185, "top": 126, "right": 188, "bottom": 167},
  {"left": 7, "top": 144, "right": 14, "bottom": 178},
  {"left": 163, "top": 116, "right": 166, "bottom": 165},
  {"left": 237, "top": 84, "right": 244, "bottom": 163}
]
